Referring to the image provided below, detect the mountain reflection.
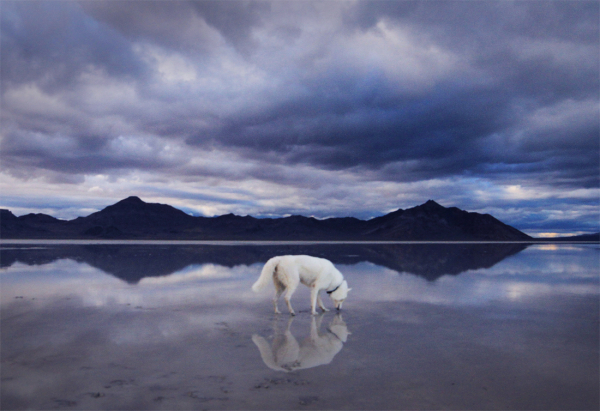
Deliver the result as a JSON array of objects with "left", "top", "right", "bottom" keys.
[
  {"left": 0, "top": 243, "right": 527, "bottom": 282},
  {"left": 253, "top": 314, "right": 349, "bottom": 372}
]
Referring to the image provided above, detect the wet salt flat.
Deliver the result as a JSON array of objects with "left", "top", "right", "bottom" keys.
[{"left": 1, "top": 242, "right": 598, "bottom": 410}]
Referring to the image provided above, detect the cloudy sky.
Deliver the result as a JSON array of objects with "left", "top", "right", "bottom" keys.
[{"left": 1, "top": 1, "right": 598, "bottom": 236}]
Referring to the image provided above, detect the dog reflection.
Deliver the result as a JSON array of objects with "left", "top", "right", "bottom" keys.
[{"left": 252, "top": 314, "right": 349, "bottom": 372}]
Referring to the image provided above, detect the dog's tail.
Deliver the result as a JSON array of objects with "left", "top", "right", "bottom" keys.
[{"left": 252, "top": 256, "right": 281, "bottom": 292}]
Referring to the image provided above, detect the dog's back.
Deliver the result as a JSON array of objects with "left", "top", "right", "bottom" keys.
[
  {"left": 253, "top": 255, "right": 333, "bottom": 289},
  {"left": 289, "top": 255, "right": 336, "bottom": 286}
]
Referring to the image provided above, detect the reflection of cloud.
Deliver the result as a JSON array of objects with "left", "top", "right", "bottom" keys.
[
  {"left": 138, "top": 264, "right": 238, "bottom": 285},
  {"left": 537, "top": 244, "right": 560, "bottom": 250},
  {"left": 2, "top": 245, "right": 597, "bottom": 313},
  {"left": 1, "top": 260, "right": 264, "bottom": 311},
  {"left": 1, "top": 262, "right": 266, "bottom": 351},
  {"left": 0, "top": 259, "right": 125, "bottom": 300},
  {"left": 340, "top": 245, "right": 599, "bottom": 306}
]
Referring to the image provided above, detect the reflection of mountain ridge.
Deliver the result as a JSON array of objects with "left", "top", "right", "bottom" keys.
[{"left": 1, "top": 243, "right": 527, "bottom": 282}]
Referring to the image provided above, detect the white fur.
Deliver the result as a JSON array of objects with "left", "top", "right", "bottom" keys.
[
  {"left": 252, "top": 255, "right": 351, "bottom": 315},
  {"left": 252, "top": 314, "right": 349, "bottom": 372}
]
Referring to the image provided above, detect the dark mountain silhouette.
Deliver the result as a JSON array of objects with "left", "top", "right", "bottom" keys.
[
  {"left": 0, "top": 243, "right": 528, "bottom": 283},
  {"left": 73, "top": 196, "right": 198, "bottom": 237},
  {"left": 364, "top": 200, "right": 529, "bottom": 241},
  {"left": 1, "top": 196, "right": 532, "bottom": 241},
  {"left": 1, "top": 209, "right": 70, "bottom": 238},
  {"left": 547, "top": 232, "right": 600, "bottom": 242}
]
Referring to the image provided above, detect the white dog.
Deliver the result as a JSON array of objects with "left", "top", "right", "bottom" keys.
[{"left": 252, "top": 255, "right": 350, "bottom": 315}]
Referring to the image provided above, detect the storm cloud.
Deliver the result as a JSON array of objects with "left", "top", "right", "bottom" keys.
[{"left": 1, "top": 1, "right": 598, "bottom": 235}]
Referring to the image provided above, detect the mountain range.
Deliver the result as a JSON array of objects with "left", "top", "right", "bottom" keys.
[{"left": 1, "top": 196, "right": 533, "bottom": 241}]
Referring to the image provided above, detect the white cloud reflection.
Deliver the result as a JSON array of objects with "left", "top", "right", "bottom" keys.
[
  {"left": 0, "top": 260, "right": 262, "bottom": 311},
  {"left": 2, "top": 245, "right": 597, "bottom": 313}
]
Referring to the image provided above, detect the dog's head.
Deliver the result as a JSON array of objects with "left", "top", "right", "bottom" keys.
[{"left": 329, "top": 280, "right": 351, "bottom": 310}]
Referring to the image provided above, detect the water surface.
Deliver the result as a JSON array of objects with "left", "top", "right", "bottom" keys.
[{"left": 1, "top": 242, "right": 598, "bottom": 410}]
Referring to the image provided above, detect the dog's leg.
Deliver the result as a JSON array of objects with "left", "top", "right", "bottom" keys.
[
  {"left": 273, "top": 276, "right": 284, "bottom": 314},
  {"left": 309, "top": 287, "right": 320, "bottom": 315},
  {"left": 317, "top": 292, "right": 329, "bottom": 312},
  {"left": 281, "top": 269, "right": 299, "bottom": 316},
  {"left": 284, "top": 297, "right": 295, "bottom": 316},
  {"left": 273, "top": 289, "right": 282, "bottom": 314},
  {"left": 282, "top": 283, "right": 297, "bottom": 316}
]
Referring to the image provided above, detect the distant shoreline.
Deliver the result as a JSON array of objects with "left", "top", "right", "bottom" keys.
[{"left": 1, "top": 239, "right": 597, "bottom": 245}]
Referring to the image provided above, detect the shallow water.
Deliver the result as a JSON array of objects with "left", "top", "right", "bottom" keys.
[{"left": 1, "top": 242, "right": 598, "bottom": 410}]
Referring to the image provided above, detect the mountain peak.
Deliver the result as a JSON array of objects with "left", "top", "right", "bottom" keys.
[
  {"left": 423, "top": 199, "right": 443, "bottom": 208},
  {"left": 117, "top": 196, "right": 145, "bottom": 205},
  {"left": 106, "top": 196, "right": 147, "bottom": 211},
  {"left": 0, "top": 209, "right": 18, "bottom": 221}
]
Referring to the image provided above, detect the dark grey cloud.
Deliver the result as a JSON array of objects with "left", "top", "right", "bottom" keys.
[
  {"left": 0, "top": 0, "right": 597, "bottom": 232},
  {"left": 189, "top": 0, "right": 269, "bottom": 53},
  {"left": 1, "top": 1, "right": 145, "bottom": 92},
  {"left": 80, "top": 0, "right": 270, "bottom": 57},
  {"left": 360, "top": 0, "right": 599, "bottom": 105},
  {"left": 349, "top": 0, "right": 599, "bottom": 53},
  {"left": 162, "top": 1, "right": 598, "bottom": 189}
]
